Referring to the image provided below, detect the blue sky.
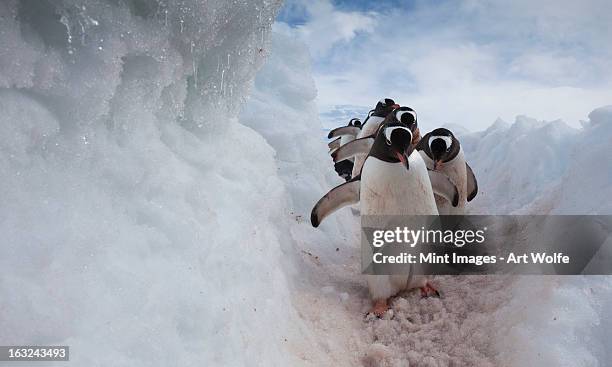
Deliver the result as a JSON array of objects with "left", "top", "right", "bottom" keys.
[{"left": 275, "top": 0, "right": 612, "bottom": 131}]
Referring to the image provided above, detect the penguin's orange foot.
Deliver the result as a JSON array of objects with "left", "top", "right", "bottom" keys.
[
  {"left": 420, "top": 282, "right": 441, "bottom": 298},
  {"left": 369, "top": 299, "right": 390, "bottom": 318}
]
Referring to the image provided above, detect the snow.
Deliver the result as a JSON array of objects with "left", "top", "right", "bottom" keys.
[
  {"left": 1, "top": 1, "right": 612, "bottom": 366},
  {"left": 459, "top": 108, "right": 612, "bottom": 215},
  {"left": 460, "top": 116, "right": 579, "bottom": 213},
  {"left": 0, "top": 1, "right": 301, "bottom": 365}
]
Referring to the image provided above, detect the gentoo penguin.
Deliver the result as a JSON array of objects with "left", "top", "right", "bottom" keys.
[
  {"left": 331, "top": 105, "right": 419, "bottom": 164},
  {"left": 359, "top": 98, "right": 399, "bottom": 136},
  {"left": 416, "top": 128, "right": 478, "bottom": 214},
  {"left": 328, "top": 118, "right": 362, "bottom": 153},
  {"left": 330, "top": 118, "right": 362, "bottom": 181},
  {"left": 328, "top": 100, "right": 399, "bottom": 182},
  {"left": 331, "top": 136, "right": 375, "bottom": 164},
  {"left": 327, "top": 118, "right": 362, "bottom": 145},
  {"left": 351, "top": 106, "right": 420, "bottom": 179},
  {"left": 311, "top": 121, "right": 459, "bottom": 316}
]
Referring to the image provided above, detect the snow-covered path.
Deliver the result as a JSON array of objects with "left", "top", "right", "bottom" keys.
[
  {"left": 293, "top": 225, "right": 516, "bottom": 366},
  {"left": 291, "top": 220, "right": 610, "bottom": 367},
  {"left": 288, "top": 203, "right": 513, "bottom": 367}
]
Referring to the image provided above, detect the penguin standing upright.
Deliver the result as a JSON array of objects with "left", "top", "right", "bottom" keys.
[
  {"left": 349, "top": 99, "right": 398, "bottom": 177},
  {"left": 338, "top": 107, "right": 420, "bottom": 171},
  {"left": 329, "top": 118, "right": 362, "bottom": 181},
  {"left": 416, "top": 128, "right": 478, "bottom": 214},
  {"left": 359, "top": 98, "right": 400, "bottom": 138},
  {"left": 311, "top": 120, "right": 459, "bottom": 316},
  {"left": 328, "top": 118, "right": 362, "bottom": 145}
]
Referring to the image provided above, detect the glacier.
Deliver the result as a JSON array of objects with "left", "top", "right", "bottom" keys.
[{"left": 1, "top": 0, "right": 612, "bottom": 366}]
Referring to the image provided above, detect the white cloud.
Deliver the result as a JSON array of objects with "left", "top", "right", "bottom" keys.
[
  {"left": 277, "top": 0, "right": 612, "bottom": 130},
  {"left": 280, "top": 0, "right": 377, "bottom": 57}
]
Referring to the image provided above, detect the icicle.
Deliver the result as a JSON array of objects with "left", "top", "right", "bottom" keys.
[
  {"left": 193, "top": 60, "right": 198, "bottom": 90},
  {"left": 261, "top": 27, "right": 265, "bottom": 46},
  {"left": 191, "top": 41, "right": 198, "bottom": 89},
  {"left": 78, "top": 19, "right": 86, "bottom": 45},
  {"left": 59, "top": 14, "right": 75, "bottom": 55}
]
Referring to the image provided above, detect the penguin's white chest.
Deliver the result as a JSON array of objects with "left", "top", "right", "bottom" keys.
[
  {"left": 360, "top": 154, "right": 439, "bottom": 216},
  {"left": 358, "top": 116, "right": 385, "bottom": 139}
]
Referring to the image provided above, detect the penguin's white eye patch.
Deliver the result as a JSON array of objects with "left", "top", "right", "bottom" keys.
[
  {"left": 396, "top": 110, "right": 416, "bottom": 125},
  {"left": 385, "top": 126, "right": 412, "bottom": 145},
  {"left": 429, "top": 135, "right": 452, "bottom": 150}
]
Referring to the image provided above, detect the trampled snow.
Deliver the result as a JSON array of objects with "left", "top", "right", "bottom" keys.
[{"left": 1, "top": 0, "right": 612, "bottom": 366}]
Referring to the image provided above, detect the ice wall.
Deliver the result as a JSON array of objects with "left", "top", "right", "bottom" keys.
[
  {"left": 241, "top": 31, "right": 355, "bottom": 228},
  {"left": 459, "top": 107, "right": 612, "bottom": 366},
  {"left": 0, "top": 1, "right": 315, "bottom": 366},
  {"left": 460, "top": 116, "right": 578, "bottom": 213},
  {"left": 547, "top": 105, "right": 612, "bottom": 214},
  {"left": 240, "top": 31, "right": 364, "bottom": 365},
  {"left": 461, "top": 108, "right": 612, "bottom": 215}
]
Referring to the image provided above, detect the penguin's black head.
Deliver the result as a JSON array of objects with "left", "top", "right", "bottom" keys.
[
  {"left": 349, "top": 118, "right": 362, "bottom": 128},
  {"left": 378, "top": 121, "right": 414, "bottom": 170},
  {"left": 428, "top": 128, "right": 458, "bottom": 170},
  {"left": 384, "top": 106, "right": 420, "bottom": 145},
  {"left": 372, "top": 98, "right": 399, "bottom": 117},
  {"left": 391, "top": 106, "right": 417, "bottom": 130}
]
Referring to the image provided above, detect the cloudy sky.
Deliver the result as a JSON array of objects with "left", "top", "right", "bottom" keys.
[{"left": 275, "top": 0, "right": 612, "bottom": 131}]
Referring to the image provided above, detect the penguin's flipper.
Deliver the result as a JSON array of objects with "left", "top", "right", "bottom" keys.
[
  {"left": 428, "top": 170, "right": 459, "bottom": 207},
  {"left": 328, "top": 125, "right": 361, "bottom": 139},
  {"left": 465, "top": 162, "right": 478, "bottom": 202},
  {"left": 328, "top": 137, "right": 341, "bottom": 151},
  {"left": 331, "top": 137, "right": 374, "bottom": 162},
  {"left": 311, "top": 177, "right": 361, "bottom": 227}
]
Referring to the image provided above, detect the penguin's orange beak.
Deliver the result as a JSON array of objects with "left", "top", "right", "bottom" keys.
[
  {"left": 392, "top": 104, "right": 400, "bottom": 109},
  {"left": 395, "top": 145, "right": 413, "bottom": 170},
  {"left": 395, "top": 151, "right": 407, "bottom": 170}
]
